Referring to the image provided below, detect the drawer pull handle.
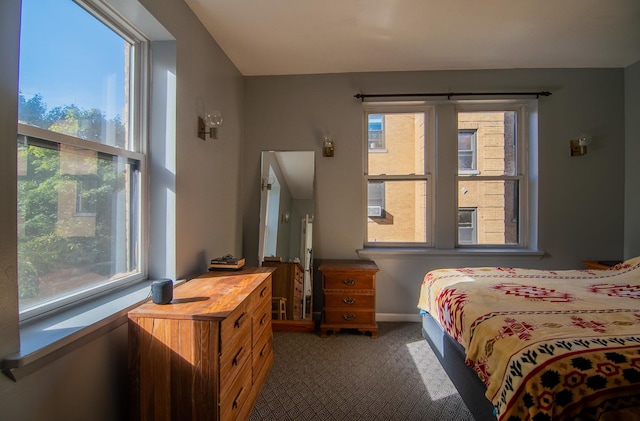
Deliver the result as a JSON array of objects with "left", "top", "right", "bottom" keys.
[
  {"left": 343, "top": 313, "right": 356, "bottom": 321},
  {"left": 232, "top": 387, "right": 244, "bottom": 409},
  {"left": 343, "top": 297, "right": 356, "bottom": 304},
  {"left": 232, "top": 346, "right": 245, "bottom": 366},
  {"left": 260, "top": 286, "right": 268, "bottom": 298},
  {"left": 342, "top": 279, "right": 356, "bottom": 286},
  {"left": 259, "top": 342, "right": 269, "bottom": 357},
  {"left": 234, "top": 312, "right": 247, "bottom": 329},
  {"left": 260, "top": 313, "right": 267, "bottom": 326}
]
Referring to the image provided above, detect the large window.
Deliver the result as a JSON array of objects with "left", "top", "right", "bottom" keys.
[
  {"left": 457, "top": 109, "right": 521, "bottom": 246},
  {"left": 17, "top": 0, "right": 147, "bottom": 317},
  {"left": 365, "top": 108, "right": 432, "bottom": 245},
  {"left": 364, "top": 101, "right": 532, "bottom": 248}
]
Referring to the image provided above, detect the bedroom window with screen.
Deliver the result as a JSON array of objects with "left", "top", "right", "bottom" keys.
[
  {"left": 17, "top": 0, "right": 148, "bottom": 318},
  {"left": 364, "top": 106, "right": 432, "bottom": 245},
  {"left": 364, "top": 101, "right": 533, "bottom": 249}
]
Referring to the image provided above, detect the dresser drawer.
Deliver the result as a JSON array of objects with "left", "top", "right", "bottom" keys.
[
  {"left": 252, "top": 327, "right": 273, "bottom": 384},
  {"left": 323, "top": 309, "right": 375, "bottom": 325},
  {"left": 324, "top": 290, "right": 374, "bottom": 309},
  {"left": 220, "top": 356, "right": 252, "bottom": 421},
  {"left": 220, "top": 329, "right": 251, "bottom": 391},
  {"left": 323, "top": 272, "right": 375, "bottom": 290},
  {"left": 220, "top": 301, "right": 251, "bottom": 370},
  {"left": 252, "top": 296, "right": 271, "bottom": 345},
  {"left": 250, "top": 277, "right": 272, "bottom": 313}
]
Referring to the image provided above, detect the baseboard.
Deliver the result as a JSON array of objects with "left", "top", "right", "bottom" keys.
[
  {"left": 376, "top": 313, "right": 421, "bottom": 322},
  {"left": 272, "top": 319, "right": 317, "bottom": 333}
]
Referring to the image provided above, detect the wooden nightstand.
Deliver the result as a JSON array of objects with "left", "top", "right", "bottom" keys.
[
  {"left": 582, "top": 260, "right": 622, "bottom": 270},
  {"left": 319, "top": 259, "right": 379, "bottom": 339}
]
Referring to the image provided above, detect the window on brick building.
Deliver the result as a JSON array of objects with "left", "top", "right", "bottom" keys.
[{"left": 368, "top": 114, "right": 385, "bottom": 150}]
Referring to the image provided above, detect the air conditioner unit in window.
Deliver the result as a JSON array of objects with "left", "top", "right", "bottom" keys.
[{"left": 368, "top": 206, "right": 383, "bottom": 217}]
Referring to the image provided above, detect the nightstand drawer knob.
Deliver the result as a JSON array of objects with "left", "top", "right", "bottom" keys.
[
  {"left": 343, "top": 297, "right": 356, "bottom": 304},
  {"left": 343, "top": 313, "right": 356, "bottom": 321},
  {"left": 342, "top": 279, "right": 356, "bottom": 286}
]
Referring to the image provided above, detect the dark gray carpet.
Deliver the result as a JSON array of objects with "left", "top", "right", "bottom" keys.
[{"left": 250, "top": 322, "right": 474, "bottom": 420}]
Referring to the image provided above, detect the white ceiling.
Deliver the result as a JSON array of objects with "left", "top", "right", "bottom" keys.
[{"left": 184, "top": 0, "right": 640, "bottom": 76}]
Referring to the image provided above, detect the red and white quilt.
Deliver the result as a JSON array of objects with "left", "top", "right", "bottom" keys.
[{"left": 418, "top": 257, "right": 640, "bottom": 420}]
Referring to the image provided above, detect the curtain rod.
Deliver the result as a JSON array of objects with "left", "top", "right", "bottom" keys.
[{"left": 354, "top": 91, "right": 552, "bottom": 101}]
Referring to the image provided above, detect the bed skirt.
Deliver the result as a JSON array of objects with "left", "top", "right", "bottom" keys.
[{"left": 421, "top": 311, "right": 496, "bottom": 420}]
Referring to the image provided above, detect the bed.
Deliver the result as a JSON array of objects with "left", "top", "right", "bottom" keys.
[{"left": 417, "top": 257, "right": 640, "bottom": 420}]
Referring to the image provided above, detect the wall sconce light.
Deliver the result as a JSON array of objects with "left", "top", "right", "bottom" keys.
[
  {"left": 261, "top": 176, "right": 274, "bottom": 191},
  {"left": 322, "top": 134, "right": 335, "bottom": 157},
  {"left": 198, "top": 110, "right": 223, "bottom": 140},
  {"left": 281, "top": 211, "right": 291, "bottom": 224},
  {"left": 569, "top": 133, "right": 590, "bottom": 157}
]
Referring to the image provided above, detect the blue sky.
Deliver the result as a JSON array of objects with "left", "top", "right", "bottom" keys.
[{"left": 19, "top": 0, "right": 127, "bottom": 120}]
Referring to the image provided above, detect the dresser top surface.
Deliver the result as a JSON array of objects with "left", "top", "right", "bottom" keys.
[
  {"left": 129, "top": 267, "right": 274, "bottom": 320},
  {"left": 318, "top": 259, "right": 379, "bottom": 273}
]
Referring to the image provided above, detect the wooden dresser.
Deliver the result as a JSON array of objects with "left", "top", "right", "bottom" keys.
[
  {"left": 262, "top": 261, "right": 303, "bottom": 320},
  {"left": 319, "top": 259, "right": 379, "bottom": 339},
  {"left": 128, "top": 267, "right": 275, "bottom": 421}
]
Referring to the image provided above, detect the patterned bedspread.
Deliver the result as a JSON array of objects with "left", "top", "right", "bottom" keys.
[{"left": 418, "top": 257, "right": 640, "bottom": 420}]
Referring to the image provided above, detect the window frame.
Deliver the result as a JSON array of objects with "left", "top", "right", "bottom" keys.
[
  {"left": 454, "top": 102, "right": 529, "bottom": 248},
  {"left": 363, "top": 103, "right": 435, "bottom": 247},
  {"left": 17, "top": 0, "right": 150, "bottom": 322},
  {"left": 362, "top": 100, "right": 534, "bottom": 251}
]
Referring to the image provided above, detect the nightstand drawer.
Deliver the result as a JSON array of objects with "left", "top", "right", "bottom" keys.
[
  {"left": 323, "top": 272, "right": 374, "bottom": 290},
  {"left": 324, "top": 309, "right": 375, "bottom": 325},
  {"left": 324, "top": 290, "right": 374, "bottom": 309}
]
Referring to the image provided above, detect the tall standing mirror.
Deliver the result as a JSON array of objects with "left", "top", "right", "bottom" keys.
[{"left": 259, "top": 151, "right": 315, "bottom": 326}]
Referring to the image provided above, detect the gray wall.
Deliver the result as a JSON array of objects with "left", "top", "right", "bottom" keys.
[
  {"left": 625, "top": 60, "right": 640, "bottom": 259},
  {"left": 242, "top": 69, "right": 627, "bottom": 317},
  {"left": 0, "top": 0, "right": 244, "bottom": 419}
]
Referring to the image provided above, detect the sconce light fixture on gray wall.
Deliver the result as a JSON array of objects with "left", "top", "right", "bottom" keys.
[
  {"left": 198, "top": 110, "right": 223, "bottom": 140},
  {"left": 570, "top": 133, "right": 590, "bottom": 156},
  {"left": 322, "top": 134, "right": 335, "bottom": 157}
]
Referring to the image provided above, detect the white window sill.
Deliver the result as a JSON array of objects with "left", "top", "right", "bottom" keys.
[
  {"left": 356, "top": 247, "right": 545, "bottom": 260},
  {"left": 1, "top": 279, "right": 183, "bottom": 381}
]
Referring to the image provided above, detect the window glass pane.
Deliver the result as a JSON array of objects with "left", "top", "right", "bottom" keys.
[
  {"left": 17, "top": 135, "right": 140, "bottom": 311},
  {"left": 368, "top": 114, "right": 384, "bottom": 150},
  {"left": 457, "top": 179, "right": 519, "bottom": 245},
  {"left": 18, "top": 0, "right": 132, "bottom": 149},
  {"left": 458, "top": 130, "right": 476, "bottom": 171},
  {"left": 367, "top": 181, "right": 385, "bottom": 217},
  {"left": 458, "top": 111, "right": 516, "bottom": 176},
  {"left": 458, "top": 208, "right": 476, "bottom": 244},
  {"left": 367, "top": 180, "right": 427, "bottom": 243},
  {"left": 368, "top": 113, "right": 425, "bottom": 175}
]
